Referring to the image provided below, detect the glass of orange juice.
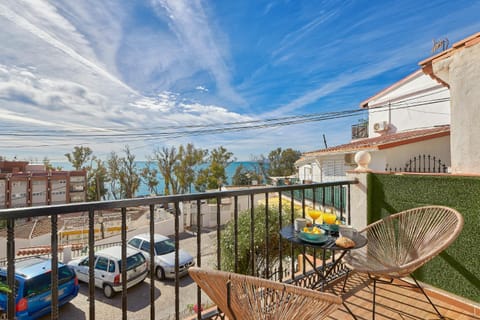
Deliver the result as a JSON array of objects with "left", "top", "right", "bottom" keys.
[
  {"left": 307, "top": 209, "right": 322, "bottom": 225},
  {"left": 322, "top": 208, "right": 337, "bottom": 224}
]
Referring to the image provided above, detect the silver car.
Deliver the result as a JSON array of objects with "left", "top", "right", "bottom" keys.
[
  {"left": 68, "top": 246, "right": 148, "bottom": 298},
  {"left": 127, "top": 233, "right": 195, "bottom": 280}
]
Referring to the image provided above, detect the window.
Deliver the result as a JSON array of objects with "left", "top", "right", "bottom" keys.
[
  {"left": 154, "top": 239, "right": 175, "bottom": 255},
  {"left": 24, "top": 272, "right": 51, "bottom": 296},
  {"left": 108, "top": 260, "right": 116, "bottom": 273},
  {"left": 140, "top": 241, "right": 150, "bottom": 252},
  {"left": 128, "top": 238, "right": 142, "bottom": 249},
  {"left": 119, "top": 253, "right": 146, "bottom": 272},
  {"left": 0, "top": 275, "right": 20, "bottom": 296},
  {"left": 58, "top": 266, "right": 75, "bottom": 285},
  {"left": 79, "top": 257, "right": 90, "bottom": 266},
  {"left": 95, "top": 257, "right": 109, "bottom": 271},
  {"left": 321, "top": 159, "right": 349, "bottom": 182}
]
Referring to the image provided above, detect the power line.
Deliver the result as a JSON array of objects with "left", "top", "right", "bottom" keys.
[{"left": 0, "top": 96, "right": 450, "bottom": 149}]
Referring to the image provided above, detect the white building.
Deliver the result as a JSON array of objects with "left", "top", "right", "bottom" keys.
[
  {"left": 420, "top": 32, "right": 480, "bottom": 174},
  {"left": 297, "top": 70, "right": 451, "bottom": 182}
]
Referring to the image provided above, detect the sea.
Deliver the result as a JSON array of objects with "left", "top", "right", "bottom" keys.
[{"left": 54, "top": 161, "right": 262, "bottom": 197}]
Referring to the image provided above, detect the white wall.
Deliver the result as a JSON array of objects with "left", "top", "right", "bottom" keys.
[
  {"left": 367, "top": 72, "right": 450, "bottom": 137},
  {"left": 346, "top": 171, "right": 368, "bottom": 230},
  {"left": 11, "top": 180, "right": 28, "bottom": 207},
  {"left": 432, "top": 41, "right": 480, "bottom": 174},
  {"left": 51, "top": 179, "right": 67, "bottom": 204},
  {"left": 366, "top": 135, "right": 450, "bottom": 172},
  {"left": 186, "top": 193, "right": 265, "bottom": 228}
]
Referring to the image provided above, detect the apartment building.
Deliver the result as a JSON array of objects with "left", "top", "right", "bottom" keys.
[{"left": 0, "top": 161, "right": 86, "bottom": 208}]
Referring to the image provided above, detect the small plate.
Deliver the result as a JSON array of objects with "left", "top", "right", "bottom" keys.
[
  {"left": 297, "top": 232, "right": 329, "bottom": 244},
  {"left": 319, "top": 224, "right": 339, "bottom": 232}
]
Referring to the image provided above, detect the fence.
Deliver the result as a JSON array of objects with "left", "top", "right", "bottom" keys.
[{"left": 0, "top": 180, "right": 357, "bottom": 320}]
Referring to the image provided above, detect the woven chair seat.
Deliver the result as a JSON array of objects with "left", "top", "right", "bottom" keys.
[
  {"left": 344, "top": 206, "right": 463, "bottom": 278},
  {"left": 189, "top": 267, "right": 342, "bottom": 320},
  {"left": 342, "top": 205, "right": 464, "bottom": 319}
]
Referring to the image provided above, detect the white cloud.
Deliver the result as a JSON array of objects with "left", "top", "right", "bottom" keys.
[
  {"left": 150, "top": 0, "right": 245, "bottom": 106},
  {"left": 195, "top": 86, "right": 208, "bottom": 92}
]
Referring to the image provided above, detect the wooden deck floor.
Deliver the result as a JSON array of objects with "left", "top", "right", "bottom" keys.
[
  {"left": 186, "top": 272, "right": 479, "bottom": 320},
  {"left": 325, "top": 272, "right": 479, "bottom": 320}
]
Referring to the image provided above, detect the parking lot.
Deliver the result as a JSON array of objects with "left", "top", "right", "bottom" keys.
[
  {"left": 47, "top": 269, "right": 201, "bottom": 320},
  {"left": 37, "top": 223, "right": 218, "bottom": 319}
]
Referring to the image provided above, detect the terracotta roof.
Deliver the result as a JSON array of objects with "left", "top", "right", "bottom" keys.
[
  {"left": 303, "top": 125, "right": 450, "bottom": 156},
  {"left": 420, "top": 32, "right": 480, "bottom": 87}
]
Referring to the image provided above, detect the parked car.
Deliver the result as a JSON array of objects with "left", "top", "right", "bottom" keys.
[
  {"left": 0, "top": 257, "right": 79, "bottom": 320},
  {"left": 67, "top": 246, "right": 148, "bottom": 298},
  {"left": 127, "top": 233, "right": 195, "bottom": 280}
]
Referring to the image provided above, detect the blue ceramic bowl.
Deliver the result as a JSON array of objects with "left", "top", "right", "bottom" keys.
[{"left": 299, "top": 227, "right": 325, "bottom": 241}]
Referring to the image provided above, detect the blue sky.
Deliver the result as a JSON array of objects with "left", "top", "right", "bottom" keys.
[{"left": 0, "top": 0, "right": 479, "bottom": 162}]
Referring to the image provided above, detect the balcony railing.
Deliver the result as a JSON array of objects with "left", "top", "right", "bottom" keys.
[
  {"left": 0, "top": 180, "right": 357, "bottom": 320},
  {"left": 351, "top": 121, "right": 368, "bottom": 140}
]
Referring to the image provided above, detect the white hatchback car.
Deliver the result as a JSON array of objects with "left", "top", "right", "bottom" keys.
[
  {"left": 127, "top": 233, "right": 195, "bottom": 280},
  {"left": 68, "top": 246, "right": 148, "bottom": 298}
]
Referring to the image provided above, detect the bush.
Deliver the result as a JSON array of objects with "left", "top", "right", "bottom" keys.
[{"left": 220, "top": 201, "right": 302, "bottom": 276}]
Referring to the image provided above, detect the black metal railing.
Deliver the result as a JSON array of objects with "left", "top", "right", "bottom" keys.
[
  {"left": 0, "top": 180, "right": 357, "bottom": 320},
  {"left": 351, "top": 121, "right": 368, "bottom": 140},
  {"left": 385, "top": 154, "right": 448, "bottom": 173}
]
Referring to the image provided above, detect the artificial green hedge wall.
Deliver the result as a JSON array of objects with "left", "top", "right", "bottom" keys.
[{"left": 367, "top": 173, "right": 480, "bottom": 303}]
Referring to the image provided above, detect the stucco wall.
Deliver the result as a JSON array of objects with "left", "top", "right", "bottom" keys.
[
  {"left": 359, "top": 135, "right": 450, "bottom": 172},
  {"left": 432, "top": 42, "right": 480, "bottom": 174},
  {"left": 368, "top": 72, "right": 450, "bottom": 137},
  {"left": 381, "top": 135, "right": 450, "bottom": 171}
]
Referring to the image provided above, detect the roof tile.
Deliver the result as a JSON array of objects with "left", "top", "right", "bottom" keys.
[{"left": 303, "top": 125, "right": 450, "bottom": 156}]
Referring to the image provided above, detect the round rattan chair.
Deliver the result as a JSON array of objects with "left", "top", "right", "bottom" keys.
[
  {"left": 189, "top": 267, "right": 342, "bottom": 320},
  {"left": 343, "top": 205, "right": 464, "bottom": 319}
]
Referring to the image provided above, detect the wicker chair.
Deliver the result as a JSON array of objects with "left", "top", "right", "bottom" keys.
[
  {"left": 343, "top": 205, "right": 464, "bottom": 319},
  {"left": 189, "top": 267, "right": 342, "bottom": 320}
]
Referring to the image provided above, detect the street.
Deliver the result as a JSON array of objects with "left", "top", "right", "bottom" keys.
[
  {"left": 6, "top": 212, "right": 219, "bottom": 320},
  {"left": 39, "top": 229, "right": 217, "bottom": 320}
]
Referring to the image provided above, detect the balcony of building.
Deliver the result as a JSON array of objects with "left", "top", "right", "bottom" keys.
[{"left": 0, "top": 172, "right": 478, "bottom": 320}]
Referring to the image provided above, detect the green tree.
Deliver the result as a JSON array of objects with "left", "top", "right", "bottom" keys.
[
  {"left": 195, "top": 146, "right": 235, "bottom": 192},
  {"left": 151, "top": 144, "right": 207, "bottom": 195},
  {"left": 152, "top": 146, "right": 178, "bottom": 195},
  {"left": 220, "top": 203, "right": 301, "bottom": 275},
  {"left": 87, "top": 158, "right": 109, "bottom": 201},
  {"left": 140, "top": 161, "right": 159, "bottom": 196},
  {"left": 266, "top": 148, "right": 301, "bottom": 177},
  {"left": 174, "top": 144, "right": 207, "bottom": 194},
  {"left": 106, "top": 147, "right": 140, "bottom": 199},
  {"left": 119, "top": 146, "right": 140, "bottom": 198},
  {"left": 107, "top": 152, "right": 122, "bottom": 200},
  {"left": 64, "top": 146, "right": 93, "bottom": 170},
  {"left": 232, "top": 164, "right": 263, "bottom": 186}
]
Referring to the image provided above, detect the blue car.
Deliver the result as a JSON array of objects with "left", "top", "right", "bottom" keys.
[{"left": 0, "top": 257, "right": 79, "bottom": 319}]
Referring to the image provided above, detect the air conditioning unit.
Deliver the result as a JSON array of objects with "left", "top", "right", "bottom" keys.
[{"left": 373, "top": 121, "right": 389, "bottom": 132}]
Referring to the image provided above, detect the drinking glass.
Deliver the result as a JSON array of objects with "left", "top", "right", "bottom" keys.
[
  {"left": 322, "top": 207, "right": 337, "bottom": 224},
  {"left": 307, "top": 209, "right": 322, "bottom": 225}
]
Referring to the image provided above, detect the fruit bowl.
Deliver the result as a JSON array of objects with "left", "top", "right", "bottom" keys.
[{"left": 299, "top": 226, "right": 325, "bottom": 241}]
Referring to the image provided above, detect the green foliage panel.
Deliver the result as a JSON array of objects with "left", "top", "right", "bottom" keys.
[{"left": 367, "top": 173, "right": 480, "bottom": 303}]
